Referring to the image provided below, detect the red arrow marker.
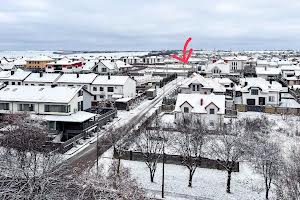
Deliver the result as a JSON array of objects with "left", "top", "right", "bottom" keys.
[{"left": 172, "top": 37, "right": 193, "bottom": 64}]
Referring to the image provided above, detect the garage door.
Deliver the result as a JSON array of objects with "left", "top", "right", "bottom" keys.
[{"left": 246, "top": 99, "right": 255, "bottom": 105}]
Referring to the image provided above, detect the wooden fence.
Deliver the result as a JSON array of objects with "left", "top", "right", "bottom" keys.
[
  {"left": 236, "top": 104, "right": 300, "bottom": 116},
  {"left": 114, "top": 149, "right": 239, "bottom": 172}
]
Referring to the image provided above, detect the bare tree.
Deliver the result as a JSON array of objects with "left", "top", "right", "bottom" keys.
[
  {"left": 208, "top": 119, "right": 244, "bottom": 193},
  {"left": 276, "top": 147, "right": 300, "bottom": 200},
  {"left": 174, "top": 115, "right": 207, "bottom": 187},
  {"left": 251, "top": 139, "right": 283, "bottom": 200},
  {"left": 136, "top": 127, "right": 164, "bottom": 183}
]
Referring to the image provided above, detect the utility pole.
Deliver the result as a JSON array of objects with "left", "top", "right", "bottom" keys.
[
  {"left": 96, "top": 129, "right": 99, "bottom": 174},
  {"left": 162, "top": 141, "right": 165, "bottom": 198}
]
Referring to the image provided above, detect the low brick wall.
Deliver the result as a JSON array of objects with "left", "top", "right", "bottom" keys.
[{"left": 114, "top": 149, "right": 239, "bottom": 172}]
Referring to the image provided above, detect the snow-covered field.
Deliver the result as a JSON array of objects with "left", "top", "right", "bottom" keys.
[
  {"left": 98, "top": 148, "right": 270, "bottom": 200},
  {"left": 95, "top": 111, "right": 300, "bottom": 199}
]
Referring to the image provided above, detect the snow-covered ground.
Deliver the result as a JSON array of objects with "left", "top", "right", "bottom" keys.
[{"left": 97, "top": 147, "right": 270, "bottom": 200}]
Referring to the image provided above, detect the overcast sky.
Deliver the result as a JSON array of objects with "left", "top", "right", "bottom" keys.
[{"left": 1, "top": 0, "right": 300, "bottom": 51}]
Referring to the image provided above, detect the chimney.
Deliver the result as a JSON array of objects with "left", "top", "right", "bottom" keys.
[
  {"left": 39, "top": 71, "right": 43, "bottom": 77},
  {"left": 77, "top": 73, "right": 79, "bottom": 78},
  {"left": 11, "top": 71, "right": 15, "bottom": 75},
  {"left": 200, "top": 98, "right": 203, "bottom": 106},
  {"left": 244, "top": 81, "right": 248, "bottom": 86}
]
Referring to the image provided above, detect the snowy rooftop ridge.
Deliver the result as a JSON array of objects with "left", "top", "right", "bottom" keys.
[{"left": 0, "top": 85, "right": 82, "bottom": 103}]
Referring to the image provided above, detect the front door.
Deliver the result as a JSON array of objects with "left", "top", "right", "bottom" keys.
[{"left": 259, "top": 97, "right": 265, "bottom": 105}]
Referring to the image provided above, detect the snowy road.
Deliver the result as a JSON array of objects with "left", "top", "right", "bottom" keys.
[{"left": 63, "top": 76, "right": 189, "bottom": 172}]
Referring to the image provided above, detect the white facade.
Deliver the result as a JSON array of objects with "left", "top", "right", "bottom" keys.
[
  {"left": 0, "top": 85, "right": 93, "bottom": 115},
  {"left": 174, "top": 93, "right": 225, "bottom": 129},
  {"left": 240, "top": 78, "right": 284, "bottom": 106},
  {"left": 91, "top": 75, "right": 136, "bottom": 101}
]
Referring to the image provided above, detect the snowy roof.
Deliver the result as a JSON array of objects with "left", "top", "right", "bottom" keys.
[
  {"left": 82, "top": 61, "right": 97, "bottom": 71},
  {"left": 100, "top": 60, "right": 116, "bottom": 70},
  {"left": 240, "top": 78, "right": 283, "bottom": 93},
  {"left": 13, "top": 57, "right": 27, "bottom": 66},
  {"left": 0, "top": 85, "right": 81, "bottom": 103},
  {"left": 115, "top": 97, "right": 133, "bottom": 102},
  {"left": 0, "top": 63, "right": 15, "bottom": 70},
  {"left": 181, "top": 73, "right": 226, "bottom": 93},
  {"left": 92, "top": 75, "right": 132, "bottom": 86},
  {"left": 256, "top": 67, "right": 281, "bottom": 75},
  {"left": 174, "top": 93, "right": 225, "bottom": 114},
  {"left": 34, "top": 111, "right": 96, "bottom": 123},
  {"left": 47, "top": 58, "right": 81, "bottom": 65},
  {"left": 24, "top": 73, "right": 61, "bottom": 83},
  {"left": 223, "top": 56, "right": 248, "bottom": 61},
  {"left": 115, "top": 60, "right": 132, "bottom": 68},
  {"left": 56, "top": 73, "right": 98, "bottom": 84},
  {"left": 0, "top": 69, "right": 31, "bottom": 81},
  {"left": 280, "top": 65, "right": 300, "bottom": 71},
  {"left": 26, "top": 56, "right": 54, "bottom": 62},
  {"left": 205, "top": 60, "right": 230, "bottom": 74},
  {"left": 280, "top": 99, "right": 300, "bottom": 108},
  {"left": 214, "top": 77, "right": 233, "bottom": 85}
]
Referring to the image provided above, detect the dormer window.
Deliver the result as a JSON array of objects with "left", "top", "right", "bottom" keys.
[
  {"left": 209, "top": 108, "right": 215, "bottom": 114},
  {"left": 251, "top": 89, "right": 258, "bottom": 95}
]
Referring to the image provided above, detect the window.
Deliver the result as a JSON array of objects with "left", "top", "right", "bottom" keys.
[
  {"left": 25, "top": 84, "right": 28, "bottom": 86},
  {"left": 94, "top": 96, "right": 97, "bottom": 101},
  {"left": 44, "top": 105, "right": 69, "bottom": 113},
  {"left": 93, "top": 87, "right": 97, "bottom": 91},
  {"left": 48, "top": 121, "right": 55, "bottom": 130},
  {"left": 11, "top": 82, "right": 15, "bottom": 85},
  {"left": 100, "top": 87, "right": 104, "bottom": 91},
  {"left": 209, "top": 121, "right": 215, "bottom": 127},
  {"left": 18, "top": 82, "right": 21, "bottom": 85},
  {"left": 251, "top": 89, "right": 258, "bottom": 95},
  {"left": 269, "top": 96, "right": 275, "bottom": 102},
  {"left": 17, "top": 104, "right": 34, "bottom": 111},
  {"left": 100, "top": 95, "right": 105, "bottom": 99},
  {"left": 209, "top": 108, "right": 215, "bottom": 114},
  {"left": 107, "top": 87, "right": 114, "bottom": 92},
  {"left": 183, "top": 107, "right": 189, "bottom": 113},
  {"left": 192, "top": 85, "right": 196, "bottom": 91},
  {"left": 196, "top": 85, "right": 200, "bottom": 91},
  {"left": 102, "top": 68, "right": 107, "bottom": 72},
  {"left": 31, "top": 84, "right": 35, "bottom": 86},
  {"left": 0, "top": 103, "right": 9, "bottom": 110}
]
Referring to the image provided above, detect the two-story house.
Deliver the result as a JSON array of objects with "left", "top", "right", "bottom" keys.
[
  {"left": 174, "top": 93, "right": 225, "bottom": 129},
  {"left": 0, "top": 85, "right": 95, "bottom": 139},
  {"left": 179, "top": 73, "right": 226, "bottom": 95},
  {"left": 240, "top": 78, "right": 285, "bottom": 106},
  {"left": 91, "top": 75, "right": 136, "bottom": 102}
]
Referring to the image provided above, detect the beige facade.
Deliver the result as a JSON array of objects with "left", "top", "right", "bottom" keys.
[{"left": 26, "top": 58, "right": 54, "bottom": 70}]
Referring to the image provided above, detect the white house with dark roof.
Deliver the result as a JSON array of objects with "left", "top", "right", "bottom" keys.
[
  {"left": 91, "top": 75, "right": 136, "bottom": 101},
  {"left": 174, "top": 93, "right": 225, "bottom": 129},
  {"left": 56, "top": 73, "right": 98, "bottom": 92},
  {"left": 0, "top": 69, "right": 31, "bottom": 85},
  {"left": 23, "top": 72, "right": 61, "bottom": 86}
]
